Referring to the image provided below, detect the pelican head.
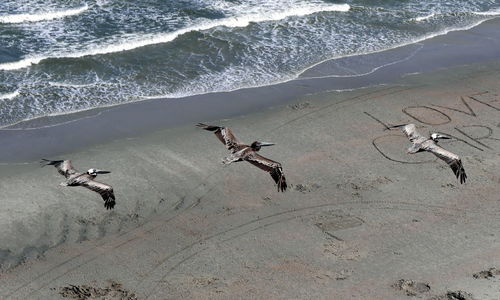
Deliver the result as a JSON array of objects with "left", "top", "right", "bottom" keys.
[
  {"left": 430, "top": 133, "right": 451, "bottom": 142},
  {"left": 87, "top": 168, "right": 111, "bottom": 176},
  {"left": 250, "top": 141, "right": 275, "bottom": 151}
]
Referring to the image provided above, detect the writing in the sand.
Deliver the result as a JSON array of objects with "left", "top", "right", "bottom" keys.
[{"left": 366, "top": 91, "right": 500, "bottom": 164}]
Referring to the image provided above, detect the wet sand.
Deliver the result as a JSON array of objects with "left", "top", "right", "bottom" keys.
[
  {"left": 0, "top": 18, "right": 500, "bottom": 300},
  {"left": 0, "top": 59, "right": 499, "bottom": 299}
]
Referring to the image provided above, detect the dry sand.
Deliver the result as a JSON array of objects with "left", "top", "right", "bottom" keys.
[{"left": 0, "top": 59, "right": 499, "bottom": 299}]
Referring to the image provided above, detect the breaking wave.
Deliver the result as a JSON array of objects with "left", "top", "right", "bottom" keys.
[
  {"left": 0, "top": 90, "right": 19, "bottom": 100},
  {"left": 0, "top": 4, "right": 88, "bottom": 24},
  {"left": 0, "top": 3, "right": 349, "bottom": 71}
]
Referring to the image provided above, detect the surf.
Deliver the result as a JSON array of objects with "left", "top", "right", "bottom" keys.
[
  {"left": 0, "top": 3, "right": 350, "bottom": 71},
  {"left": 0, "top": 90, "right": 20, "bottom": 100},
  {"left": 0, "top": 4, "right": 88, "bottom": 24}
]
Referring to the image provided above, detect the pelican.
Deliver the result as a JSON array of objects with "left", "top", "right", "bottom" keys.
[
  {"left": 197, "top": 123, "right": 287, "bottom": 192},
  {"left": 41, "top": 159, "right": 116, "bottom": 209},
  {"left": 391, "top": 124, "right": 467, "bottom": 184}
]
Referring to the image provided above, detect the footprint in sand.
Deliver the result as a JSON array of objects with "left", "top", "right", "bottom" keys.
[
  {"left": 288, "top": 102, "right": 312, "bottom": 110},
  {"left": 392, "top": 279, "right": 431, "bottom": 297},
  {"left": 429, "top": 290, "right": 476, "bottom": 300},
  {"left": 58, "top": 280, "right": 137, "bottom": 299},
  {"left": 292, "top": 183, "right": 321, "bottom": 193},
  {"left": 472, "top": 267, "right": 500, "bottom": 279}
]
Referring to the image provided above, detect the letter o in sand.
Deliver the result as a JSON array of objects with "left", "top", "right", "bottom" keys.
[{"left": 372, "top": 135, "right": 436, "bottom": 164}]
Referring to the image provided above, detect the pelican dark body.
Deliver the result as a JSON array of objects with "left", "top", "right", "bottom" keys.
[
  {"left": 41, "top": 159, "right": 116, "bottom": 209},
  {"left": 197, "top": 123, "right": 287, "bottom": 192}
]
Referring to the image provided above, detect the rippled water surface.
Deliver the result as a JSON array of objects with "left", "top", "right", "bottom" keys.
[{"left": 0, "top": 0, "right": 499, "bottom": 126}]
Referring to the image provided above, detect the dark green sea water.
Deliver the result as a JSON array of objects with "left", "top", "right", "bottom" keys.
[{"left": 0, "top": 0, "right": 499, "bottom": 126}]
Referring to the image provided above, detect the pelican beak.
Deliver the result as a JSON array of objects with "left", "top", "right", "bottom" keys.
[
  {"left": 389, "top": 124, "right": 406, "bottom": 129},
  {"left": 96, "top": 170, "right": 111, "bottom": 174},
  {"left": 434, "top": 133, "right": 451, "bottom": 140},
  {"left": 259, "top": 142, "right": 275, "bottom": 147}
]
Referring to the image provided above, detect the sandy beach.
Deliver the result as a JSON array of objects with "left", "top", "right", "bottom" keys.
[{"left": 0, "top": 18, "right": 500, "bottom": 300}]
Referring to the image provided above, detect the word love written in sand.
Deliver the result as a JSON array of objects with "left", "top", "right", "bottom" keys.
[{"left": 366, "top": 91, "right": 500, "bottom": 164}]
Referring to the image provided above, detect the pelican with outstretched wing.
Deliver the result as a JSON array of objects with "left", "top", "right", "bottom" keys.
[
  {"left": 391, "top": 124, "right": 467, "bottom": 184},
  {"left": 41, "top": 159, "right": 116, "bottom": 209},
  {"left": 197, "top": 123, "right": 287, "bottom": 192}
]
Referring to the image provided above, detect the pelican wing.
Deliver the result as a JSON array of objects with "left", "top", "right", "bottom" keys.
[
  {"left": 81, "top": 180, "right": 116, "bottom": 209},
  {"left": 197, "top": 123, "right": 242, "bottom": 151},
  {"left": 246, "top": 153, "right": 287, "bottom": 192},
  {"left": 41, "top": 159, "right": 78, "bottom": 178},
  {"left": 423, "top": 143, "right": 467, "bottom": 184},
  {"left": 398, "top": 124, "right": 424, "bottom": 143}
]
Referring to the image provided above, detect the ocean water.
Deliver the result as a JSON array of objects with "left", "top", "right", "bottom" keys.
[{"left": 0, "top": 0, "right": 499, "bottom": 127}]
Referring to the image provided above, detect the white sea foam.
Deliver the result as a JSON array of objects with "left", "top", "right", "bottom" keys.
[
  {"left": 414, "top": 13, "right": 435, "bottom": 22},
  {"left": 48, "top": 82, "right": 96, "bottom": 88},
  {"left": 0, "top": 3, "right": 349, "bottom": 71},
  {"left": 0, "top": 90, "right": 19, "bottom": 100},
  {"left": 0, "top": 4, "right": 88, "bottom": 24},
  {"left": 0, "top": 58, "right": 43, "bottom": 70},
  {"left": 96, "top": 0, "right": 110, "bottom": 8},
  {"left": 473, "top": 9, "right": 500, "bottom": 16}
]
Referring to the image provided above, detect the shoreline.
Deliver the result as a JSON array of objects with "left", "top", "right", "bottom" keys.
[{"left": 2, "top": 17, "right": 500, "bottom": 162}]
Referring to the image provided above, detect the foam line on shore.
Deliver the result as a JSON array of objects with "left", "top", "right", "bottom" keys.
[{"left": 299, "top": 43, "right": 424, "bottom": 80}]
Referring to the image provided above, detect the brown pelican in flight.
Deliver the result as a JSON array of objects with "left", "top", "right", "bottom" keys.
[
  {"left": 197, "top": 123, "right": 287, "bottom": 192},
  {"left": 391, "top": 124, "right": 467, "bottom": 184},
  {"left": 41, "top": 159, "right": 116, "bottom": 209}
]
